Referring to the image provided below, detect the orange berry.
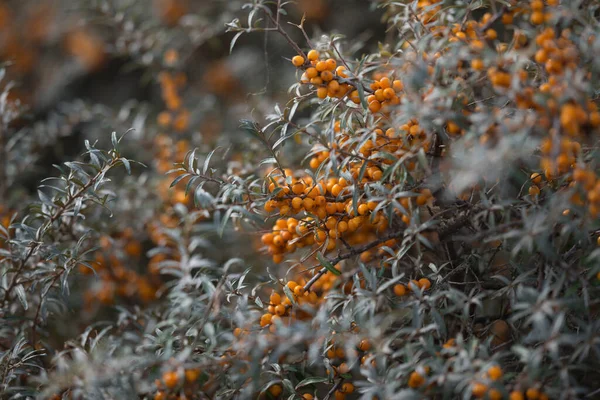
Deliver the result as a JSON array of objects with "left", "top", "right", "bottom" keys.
[
  {"left": 303, "top": 197, "right": 315, "bottom": 210},
  {"left": 334, "top": 391, "right": 346, "bottom": 400},
  {"left": 530, "top": 173, "right": 542, "bottom": 185},
  {"left": 393, "top": 284, "right": 407, "bottom": 296},
  {"left": 358, "top": 339, "right": 371, "bottom": 351},
  {"left": 275, "top": 304, "right": 286, "bottom": 316},
  {"left": 162, "top": 371, "right": 179, "bottom": 389},
  {"left": 408, "top": 371, "right": 424, "bottom": 388},
  {"left": 338, "top": 362, "right": 350, "bottom": 374},
  {"left": 357, "top": 204, "right": 369, "bottom": 215},
  {"left": 185, "top": 369, "right": 200, "bottom": 383},
  {"left": 316, "top": 60, "right": 328, "bottom": 72},
  {"left": 487, "top": 365, "right": 503, "bottom": 381},
  {"left": 526, "top": 388, "right": 540, "bottom": 400},
  {"left": 529, "top": 186, "right": 541, "bottom": 197},
  {"left": 392, "top": 79, "right": 403, "bottom": 92},
  {"left": 472, "top": 59, "right": 484, "bottom": 70},
  {"left": 331, "top": 184, "right": 342, "bottom": 197},
  {"left": 531, "top": 11, "right": 545, "bottom": 25},
  {"left": 292, "top": 55, "right": 305, "bottom": 67},
  {"left": 292, "top": 182, "right": 305, "bottom": 195},
  {"left": 418, "top": 278, "right": 431, "bottom": 290},
  {"left": 302, "top": 395, "right": 314, "bottom": 400},
  {"left": 510, "top": 392, "right": 525, "bottom": 400},
  {"left": 325, "top": 58, "right": 337, "bottom": 71},
  {"left": 260, "top": 313, "right": 273, "bottom": 327},
  {"left": 485, "top": 29, "right": 498, "bottom": 40},
  {"left": 317, "top": 87, "right": 328, "bottom": 99},
  {"left": 321, "top": 70, "right": 334, "bottom": 81},
  {"left": 292, "top": 197, "right": 303, "bottom": 209},
  {"left": 270, "top": 292, "right": 281, "bottom": 305},
  {"left": 268, "top": 384, "right": 283, "bottom": 397},
  {"left": 336, "top": 66, "right": 348, "bottom": 78},
  {"left": 368, "top": 100, "right": 381, "bottom": 113},
  {"left": 340, "top": 383, "right": 355, "bottom": 394},
  {"left": 489, "top": 389, "right": 503, "bottom": 400},
  {"left": 306, "top": 67, "right": 318, "bottom": 79},
  {"left": 472, "top": 382, "right": 487, "bottom": 398},
  {"left": 307, "top": 49, "right": 319, "bottom": 61}
]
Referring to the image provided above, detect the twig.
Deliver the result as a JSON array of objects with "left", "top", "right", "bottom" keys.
[
  {"left": 323, "top": 378, "right": 344, "bottom": 400},
  {"left": 265, "top": 3, "right": 306, "bottom": 59}
]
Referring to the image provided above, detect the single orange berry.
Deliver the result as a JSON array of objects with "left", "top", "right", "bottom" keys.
[
  {"left": 268, "top": 383, "right": 283, "bottom": 397},
  {"left": 510, "top": 391, "right": 525, "bottom": 400},
  {"left": 185, "top": 369, "right": 200, "bottom": 383},
  {"left": 316, "top": 60, "right": 328, "bottom": 72},
  {"left": 530, "top": 173, "right": 542, "bottom": 185},
  {"left": 393, "top": 284, "right": 407, "bottom": 296},
  {"left": 472, "top": 382, "right": 487, "bottom": 398},
  {"left": 526, "top": 388, "right": 540, "bottom": 400},
  {"left": 368, "top": 100, "right": 381, "bottom": 113},
  {"left": 529, "top": 186, "right": 541, "bottom": 196},
  {"left": 487, "top": 365, "right": 503, "bottom": 381},
  {"left": 325, "top": 58, "right": 337, "bottom": 71},
  {"left": 270, "top": 292, "right": 281, "bottom": 305},
  {"left": 317, "top": 87, "right": 328, "bottom": 99},
  {"left": 292, "top": 55, "right": 305, "bottom": 67},
  {"left": 408, "top": 371, "right": 425, "bottom": 388},
  {"left": 340, "top": 383, "right": 355, "bottom": 394},
  {"left": 489, "top": 389, "right": 503, "bottom": 400},
  {"left": 358, "top": 339, "right": 371, "bottom": 351},
  {"left": 418, "top": 278, "right": 431, "bottom": 290},
  {"left": 338, "top": 362, "right": 350, "bottom": 374},
  {"left": 307, "top": 49, "right": 319, "bottom": 61},
  {"left": 162, "top": 371, "right": 179, "bottom": 389}
]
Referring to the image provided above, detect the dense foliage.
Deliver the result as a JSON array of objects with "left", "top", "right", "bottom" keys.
[{"left": 1, "top": 0, "right": 600, "bottom": 399}]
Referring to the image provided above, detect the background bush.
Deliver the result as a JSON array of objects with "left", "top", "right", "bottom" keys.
[{"left": 1, "top": 0, "right": 600, "bottom": 399}]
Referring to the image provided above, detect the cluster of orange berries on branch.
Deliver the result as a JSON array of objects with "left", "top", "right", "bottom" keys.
[
  {"left": 154, "top": 368, "right": 205, "bottom": 400},
  {"left": 470, "top": 365, "right": 506, "bottom": 399},
  {"left": 258, "top": 274, "right": 336, "bottom": 333},
  {"left": 571, "top": 167, "right": 600, "bottom": 217},
  {"left": 537, "top": 135, "right": 582, "bottom": 184},
  {"left": 80, "top": 231, "right": 157, "bottom": 307},
  {"left": 393, "top": 277, "right": 431, "bottom": 296},
  {"left": 528, "top": 0, "right": 559, "bottom": 26},
  {"left": 158, "top": 68, "right": 188, "bottom": 116},
  {"left": 509, "top": 388, "right": 551, "bottom": 400},
  {"left": 364, "top": 75, "right": 404, "bottom": 113},
  {"left": 534, "top": 28, "right": 580, "bottom": 78},
  {"left": 261, "top": 166, "right": 396, "bottom": 261},
  {"left": 293, "top": 49, "right": 354, "bottom": 101}
]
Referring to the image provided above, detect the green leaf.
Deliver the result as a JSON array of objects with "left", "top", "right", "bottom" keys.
[
  {"left": 295, "top": 376, "right": 328, "bottom": 389},
  {"left": 282, "top": 284, "right": 297, "bottom": 305},
  {"left": 356, "top": 82, "right": 368, "bottom": 110},
  {"left": 15, "top": 284, "right": 28, "bottom": 310},
  {"left": 230, "top": 31, "right": 244, "bottom": 54},
  {"left": 111, "top": 131, "right": 119, "bottom": 153},
  {"left": 204, "top": 147, "right": 221, "bottom": 174},
  {"left": 120, "top": 157, "right": 131, "bottom": 175},
  {"left": 316, "top": 252, "right": 340, "bottom": 276}
]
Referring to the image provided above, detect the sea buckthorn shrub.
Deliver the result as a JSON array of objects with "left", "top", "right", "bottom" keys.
[{"left": 1, "top": 0, "right": 600, "bottom": 399}]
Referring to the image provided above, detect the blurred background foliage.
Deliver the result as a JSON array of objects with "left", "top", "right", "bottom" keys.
[{"left": 1, "top": 0, "right": 600, "bottom": 399}]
